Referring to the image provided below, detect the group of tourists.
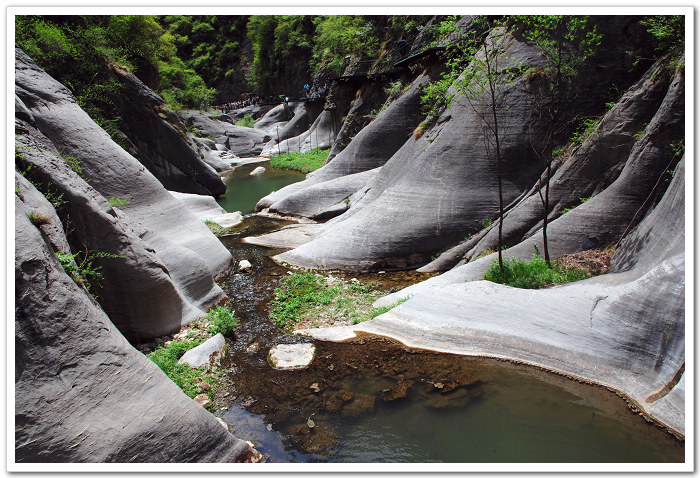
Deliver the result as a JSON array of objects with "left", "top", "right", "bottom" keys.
[{"left": 217, "top": 96, "right": 262, "bottom": 113}]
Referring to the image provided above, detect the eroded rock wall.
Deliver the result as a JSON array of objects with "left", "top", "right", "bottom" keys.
[
  {"left": 15, "top": 203, "right": 252, "bottom": 462},
  {"left": 15, "top": 47, "right": 231, "bottom": 341}
]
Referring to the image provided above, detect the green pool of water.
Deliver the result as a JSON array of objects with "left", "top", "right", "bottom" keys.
[{"left": 216, "top": 162, "right": 305, "bottom": 214}]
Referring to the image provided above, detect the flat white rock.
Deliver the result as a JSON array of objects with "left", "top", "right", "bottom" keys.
[{"left": 268, "top": 343, "right": 315, "bottom": 369}]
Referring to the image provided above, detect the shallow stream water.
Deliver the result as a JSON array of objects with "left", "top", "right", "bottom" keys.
[{"left": 211, "top": 166, "right": 684, "bottom": 464}]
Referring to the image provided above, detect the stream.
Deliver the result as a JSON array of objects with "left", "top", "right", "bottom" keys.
[{"left": 211, "top": 164, "right": 684, "bottom": 463}]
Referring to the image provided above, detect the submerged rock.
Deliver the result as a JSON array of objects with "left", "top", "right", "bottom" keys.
[
  {"left": 250, "top": 166, "right": 266, "bottom": 176},
  {"left": 381, "top": 376, "right": 412, "bottom": 402}
]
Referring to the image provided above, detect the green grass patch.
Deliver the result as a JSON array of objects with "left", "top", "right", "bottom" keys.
[
  {"left": 484, "top": 252, "right": 590, "bottom": 289},
  {"left": 559, "top": 196, "right": 591, "bottom": 215},
  {"left": 269, "top": 273, "right": 397, "bottom": 330},
  {"left": 235, "top": 113, "right": 256, "bottom": 128},
  {"left": 147, "top": 338, "right": 222, "bottom": 401},
  {"left": 107, "top": 196, "right": 129, "bottom": 207},
  {"left": 269, "top": 148, "right": 329, "bottom": 173}
]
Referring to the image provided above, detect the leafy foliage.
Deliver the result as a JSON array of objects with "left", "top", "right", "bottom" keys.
[
  {"left": 54, "top": 250, "right": 123, "bottom": 294},
  {"left": 16, "top": 15, "right": 214, "bottom": 117},
  {"left": 484, "top": 252, "right": 590, "bottom": 289},
  {"left": 235, "top": 114, "right": 256, "bottom": 128},
  {"left": 107, "top": 196, "right": 130, "bottom": 207},
  {"left": 206, "top": 306, "right": 238, "bottom": 337},
  {"left": 147, "top": 338, "right": 221, "bottom": 400},
  {"left": 640, "top": 15, "right": 684, "bottom": 55},
  {"left": 269, "top": 148, "right": 329, "bottom": 173}
]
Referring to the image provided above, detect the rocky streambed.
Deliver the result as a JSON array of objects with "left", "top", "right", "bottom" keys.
[{"left": 199, "top": 213, "right": 684, "bottom": 463}]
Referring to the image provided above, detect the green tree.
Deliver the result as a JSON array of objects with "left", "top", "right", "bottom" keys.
[
  {"left": 422, "top": 16, "right": 516, "bottom": 269},
  {"left": 513, "top": 15, "right": 602, "bottom": 265}
]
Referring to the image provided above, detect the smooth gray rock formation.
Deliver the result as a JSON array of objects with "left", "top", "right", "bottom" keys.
[
  {"left": 260, "top": 101, "right": 323, "bottom": 156},
  {"left": 108, "top": 65, "right": 226, "bottom": 196},
  {"left": 249, "top": 166, "right": 266, "bottom": 176},
  {"left": 273, "top": 31, "right": 547, "bottom": 270},
  {"left": 256, "top": 73, "right": 431, "bottom": 214},
  {"left": 423, "top": 56, "right": 677, "bottom": 271},
  {"left": 244, "top": 223, "right": 323, "bottom": 249},
  {"left": 269, "top": 168, "right": 379, "bottom": 220},
  {"left": 15, "top": 200, "right": 252, "bottom": 463},
  {"left": 169, "top": 191, "right": 244, "bottom": 228},
  {"left": 15, "top": 47, "right": 231, "bottom": 340},
  {"left": 181, "top": 109, "right": 270, "bottom": 157},
  {"left": 254, "top": 102, "right": 294, "bottom": 133},
  {"left": 303, "top": 156, "right": 686, "bottom": 438},
  {"left": 178, "top": 334, "right": 227, "bottom": 368},
  {"left": 268, "top": 344, "right": 316, "bottom": 370}
]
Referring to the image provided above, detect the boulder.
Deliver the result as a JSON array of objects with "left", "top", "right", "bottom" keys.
[
  {"left": 15, "top": 205, "right": 251, "bottom": 462},
  {"left": 237, "top": 260, "right": 252, "bottom": 272},
  {"left": 178, "top": 334, "right": 227, "bottom": 368},
  {"left": 249, "top": 166, "right": 266, "bottom": 176}
]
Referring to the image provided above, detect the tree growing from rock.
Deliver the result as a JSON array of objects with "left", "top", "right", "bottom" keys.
[
  {"left": 513, "top": 15, "right": 602, "bottom": 265},
  {"left": 423, "top": 16, "right": 517, "bottom": 269}
]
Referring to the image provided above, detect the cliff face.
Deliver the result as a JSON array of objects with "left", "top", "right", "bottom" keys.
[
  {"left": 15, "top": 200, "right": 252, "bottom": 462},
  {"left": 108, "top": 64, "right": 226, "bottom": 196},
  {"left": 14, "top": 46, "right": 255, "bottom": 462},
  {"left": 15, "top": 48, "right": 232, "bottom": 343}
]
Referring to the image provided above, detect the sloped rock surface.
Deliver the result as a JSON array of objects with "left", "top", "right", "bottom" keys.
[
  {"left": 424, "top": 56, "right": 677, "bottom": 271},
  {"left": 15, "top": 47, "right": 231, "bottom": 340},
  {"left": 181, "top": 109, "right": 270, "bottom": 157},
  {"left": 15, "top": 202, "right": 252, "bottom": 463},
  {"left": 256, "top": 73, "right": 431, "bottom": 214},
  {"left": 260, "top": 101, "right": 323, "bottom": 155},
  {"left": 306, "top": 155, "right": 686, "bottom": 437},
  {"left": 108, "top": 65, "right": 225, "bottom": 196},
  {"left": 274, "top": 31, "right": 546, "bottom": 270},
  {"left": 15, "top": 124, "right": 199, "bottom": 342}
]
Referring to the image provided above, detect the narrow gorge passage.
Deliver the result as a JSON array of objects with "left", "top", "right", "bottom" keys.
[{"left": 205, "top": 174, "right": 684, "bottom": 463}]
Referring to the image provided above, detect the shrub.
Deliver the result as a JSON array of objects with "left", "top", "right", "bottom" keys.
[
  {"left": 107, "top": 196, "right": 129, "bottom": 207},
  {"left": 27, "top": 211, "right": 50, "bottom": 226},
  {"left": 206, "top": 306, "right": 238, "bottom": 337},
  {"left": 55, "top": 250, "right": 123, "bottom": 294},
  {"left": 235, "top": 114, "right": 256, "bottom": 128},
  {"left": 484, "top": 252, "right": 590, "bottom": 289}
]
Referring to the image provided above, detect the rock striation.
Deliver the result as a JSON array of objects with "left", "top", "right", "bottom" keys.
[
  {"left": 15, "top": 196, "right": 252, "bottom": 463},
  {"left": 108, "top": 65, "right": 226, "bottom": 196},
  {"left": 15, "top": 47, "right": 231, "bottom": 342},
  {"left": 304, "top": 156, "right": 686, "bottom": 438}
]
